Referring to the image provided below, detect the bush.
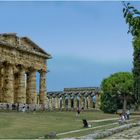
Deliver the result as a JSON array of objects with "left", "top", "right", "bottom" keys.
[{"left": 100, "top": 92, "right": 117, "bottom": 113}]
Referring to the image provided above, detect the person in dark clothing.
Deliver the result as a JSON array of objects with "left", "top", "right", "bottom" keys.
[{"left": 82, "top": 119, "right": 88, "bottom": 128}]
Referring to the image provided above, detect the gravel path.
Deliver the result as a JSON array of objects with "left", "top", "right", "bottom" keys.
[{"left": 107, "top": 125, "right": 140, "bottom": 139}]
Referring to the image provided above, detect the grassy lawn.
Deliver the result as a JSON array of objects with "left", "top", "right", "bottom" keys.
[
  {"left": 0, "top": 110, "right": 139, "bottom": 139},
  {"left": 0, "top": 110, "right": 122, "bottom": 139}
]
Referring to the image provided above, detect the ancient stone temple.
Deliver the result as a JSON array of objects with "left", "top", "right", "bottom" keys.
[
  {"left": 47, "top": 87, "right": 100, "bottom": 111},
  {"left": 0, "top": 33, "right": 51, "bottom": 107}
]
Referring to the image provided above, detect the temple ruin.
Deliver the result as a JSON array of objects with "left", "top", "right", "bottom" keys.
[
  {"left": 47, "top": 87, "right": 100, "bottom": 110},
  {"left": 0, "top": 33, "right": 51, "bottom": 107}
]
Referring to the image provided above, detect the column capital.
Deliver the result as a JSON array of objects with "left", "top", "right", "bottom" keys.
[
  {"left": 16, "top": 64, "right": 25, "bottom": 71},
  {"left": 27, "top": 67, "right": 37, "bottom": 73},
  {"left": 3, "top": 61, "right": 14, "bottom": 67},
  {"left": 39, "top": 69, "right": 47, "bottom": 73}
]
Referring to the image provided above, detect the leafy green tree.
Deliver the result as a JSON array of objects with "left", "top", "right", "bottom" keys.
[
  {"left": 101, "top": 72, "right": 133, "bottom": 113},
  {"left": 123, "top": 2, "right": 140, "bottom": 105},
  {"left": 100, "top": 92, "right": 117, "bottom": 113}
]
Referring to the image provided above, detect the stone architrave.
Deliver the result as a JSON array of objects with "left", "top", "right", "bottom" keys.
[
  {"left": 39, "top": 70, "right": 46, "bottom": 104},
  {"left": 17, "top": 65, "right": 26, "bottom": 103},
  {"left": 26, "top": 69, "right": 37, "bottom": 104},
  {"left": 3, "top": 63, "right": 14, "bottom": 103}
]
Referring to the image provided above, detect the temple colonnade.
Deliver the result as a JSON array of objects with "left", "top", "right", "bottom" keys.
[{"left": 46, "top": 87, "right": 100, "bottom": 111}]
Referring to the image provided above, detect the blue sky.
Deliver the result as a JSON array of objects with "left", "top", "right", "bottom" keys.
[{"left": 0, "top": 1, "right": 139, "bottom": 91}]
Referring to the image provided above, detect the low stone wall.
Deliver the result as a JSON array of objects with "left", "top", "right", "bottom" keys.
[
  {"left": 0, "top": 103, "right": 48, "bottom": 111},
  {"left": 80, "top": 122, "right": 140, "bottom": 139}
]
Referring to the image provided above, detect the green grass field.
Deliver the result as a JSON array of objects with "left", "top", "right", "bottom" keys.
[{"left": 0, "top": 110, "right": 124, "bottom": 139}]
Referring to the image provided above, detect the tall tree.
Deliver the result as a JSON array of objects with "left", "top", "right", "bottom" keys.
[
  {"left": 101, "top": 72, "right": 133, "bottom": 113},
  {"left": 123, "top": 2, "right": 140, "bottom": 106}
]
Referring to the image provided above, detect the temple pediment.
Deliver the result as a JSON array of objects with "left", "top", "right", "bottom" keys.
[{"left": 0, "top": 33, "right": 51, "bottom": 59}]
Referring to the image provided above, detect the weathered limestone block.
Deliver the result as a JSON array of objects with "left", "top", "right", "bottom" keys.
[
  {"left": 39, "top": 71, "right": 46, "bottom": 104},
  {"left": 17, "top": 66, "right": 26, "bottom": 103},
  {"left": 3, "top": 64, "right": 14, "bottom": 103},
  {"left": 26, "top": 70, "right": 37, "bottom": 104}
]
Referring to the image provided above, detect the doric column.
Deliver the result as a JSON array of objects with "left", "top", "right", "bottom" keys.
[
  {"left": 74, "top": 97, "right": 77, "bottom": 109},
  {"left": 95, "top": 94, "right": 100, "bottom": 109},
  {"left": 3, "top": 63, "right": 14, "bottom": 103},
  {"left": 62, "top": 97, "right": 65, "bottom": 109},
  {"left": 89, "top": 96, "right": 93, "bottom": 108},
  {"left": 17, "top": 66, "right": 26, "bottom": 103},
  {"left": 49, "top": 97, "right": 53, "bottom": 110},
  {"left": 81, "top": 96, "right": 84, "bottom": 109},
  {"left": 79, "top": 96, "right": 82, "bottom": 108},
  {"left": 0, "top": 67, "right": 4, "bottom": 102},
  {"left": 39, "top": 70, "right": 46, "bottom": 104},
  {"left": 68, "top": 97, "right": 71, "bottom": 109},
  {"left": 26, "top": 69, "right": 37, "bottom": 104},
  {"left": 55, "top": 96, "right": 59, "bottom": 109},
  {"left": 87, "top": 96, "right": 91, "bottom": 109},
  {"left": 84, "top": 97, "right": 88, "bottom": 109},
  {"left": 52, "top": 97, "right": 55, "bottom": 109}
]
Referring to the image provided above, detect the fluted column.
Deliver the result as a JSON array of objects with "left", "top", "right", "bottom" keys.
[
  {"left": 74, "top": 97, "right": 77, "bottom": 109},
  {"left": 0, "top": 67, "right": 3, "bottom": 102},
  {"left": 3, "top": 63, "right": 14, "bottom": 103},
  {"left": 87, "top": 96, "right": 91, "bottom": 109},
  {"left": 90, "top": 96, "right": 93, "bottom": 108},
  {"left": 50, "top": 97, "right": 53, "bottom": 110},
  {"left": 17, "top": 66, "right": 26, "bottom": 103},
  {"left": 68, "top": 97, "right": 71, "bottom": 109},
  {"left": 84, "top": 97, "right": 88, "bottom": 109},
  {"left": 55, "top": 96, "right": 59, "bottom": 109},
  {"left": 79, "top": 96, "right": 81, "bottom": 108},
  {"left": 62, "top": 97, "right": 65, "bottom": 109},
  {"left": 39, "top": 70, "right": 46, "bottom": 104},
  {"left": 95, "top": 94, "right": 100, "bottom": 109},
  {"left": 81, "top": 96, "right": 84, "bottom": 108},
  {"left": 26, "top": 69, "right": 37, "bottom": 104},
  {"left": 52, "top": 97, "right": 55, "bottom": 109}
]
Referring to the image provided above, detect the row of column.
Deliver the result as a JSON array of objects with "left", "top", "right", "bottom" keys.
[
  {"left": 46, "top": 95, "right": 99, "bottom": 110},
  {"left": 0, "top": 63, "right": 47, "bottom": 104}
]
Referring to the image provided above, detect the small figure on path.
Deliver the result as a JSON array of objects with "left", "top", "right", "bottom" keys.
[
  {"left": 118, "top": 114, "right": 125, "bottom": 125},
  {"left": 76, "top": 107, "right": 81, "bottom": 116},
  {"left": 126, "top": 109, "right": 130, "bottom": 120}
]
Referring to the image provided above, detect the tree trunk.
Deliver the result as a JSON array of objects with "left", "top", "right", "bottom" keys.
[{"left": 123, "top": 95, "right": 127, "bottom": 113}]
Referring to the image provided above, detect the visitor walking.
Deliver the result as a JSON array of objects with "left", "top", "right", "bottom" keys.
[
  {"left": 118, "top": 114, "right": 125, "bottom": 125},
  {"left": 126, "top": 109, "right": 130, "bottom": 120},
  {"left": 76, "top": 107, "right": 81, "bottom": 116}
]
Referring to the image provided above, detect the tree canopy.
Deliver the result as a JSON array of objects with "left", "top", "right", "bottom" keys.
[{"left": 100, "top": 72, "right": 134, "bottom": 113}]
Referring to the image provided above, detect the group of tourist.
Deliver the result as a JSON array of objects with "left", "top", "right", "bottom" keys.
[{"left": 118, "top": 109, "right": 130, "bottom": 125}]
